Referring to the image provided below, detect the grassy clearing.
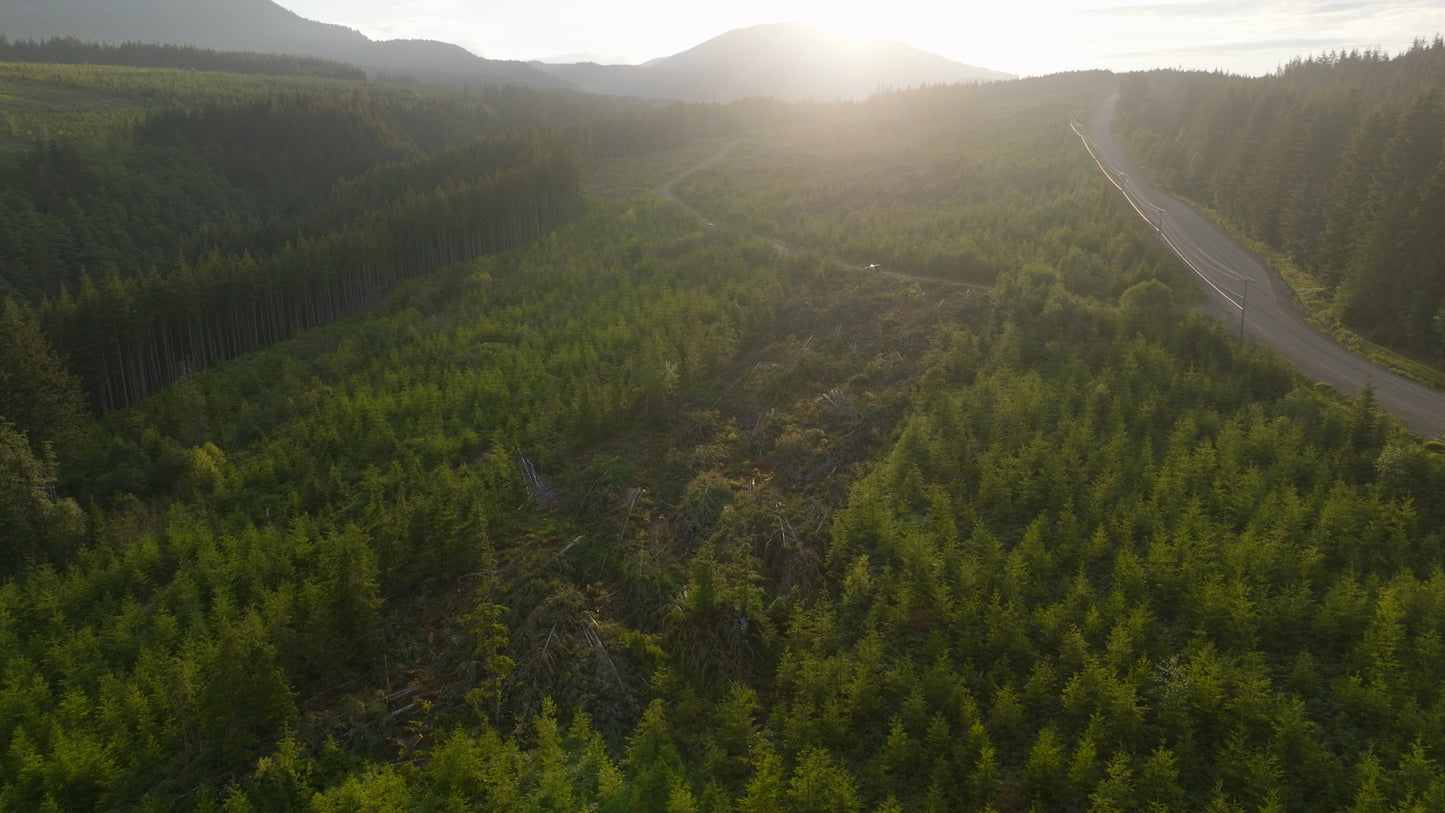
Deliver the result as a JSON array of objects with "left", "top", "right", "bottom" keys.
[{"left": 0, "top": 76, "right": 139, "bottom": 150}]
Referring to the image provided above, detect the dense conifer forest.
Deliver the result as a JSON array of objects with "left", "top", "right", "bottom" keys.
[
  {"left": 2, "top": 54, "right": 1445, "bottom": 811},
  {"left": 0, "top": 36, "right": 369, "bottom": 80},
  {"left": 0, "top": 62, "right": 788, "bottom": 412}
]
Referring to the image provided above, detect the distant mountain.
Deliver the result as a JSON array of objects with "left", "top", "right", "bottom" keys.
[
  {"left": 0, "top": 0, "right": 567, "bottom": 88},
  {"left": 537, "top": 23, "right": 1014, "bottom": 102}
]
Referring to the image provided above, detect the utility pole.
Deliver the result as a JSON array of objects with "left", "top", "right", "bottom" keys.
[{"left": 1238, "top": 278, "right": 1250, "bottom": 343}]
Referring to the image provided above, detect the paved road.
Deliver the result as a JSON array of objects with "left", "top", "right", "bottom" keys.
[{"left": 1080, "top": 94, "right": 1445, "bottom": 438}]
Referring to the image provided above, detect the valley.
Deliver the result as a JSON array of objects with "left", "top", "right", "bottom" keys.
[{"left": 1, "top": 25, "right": 1444, "bottom": 813}]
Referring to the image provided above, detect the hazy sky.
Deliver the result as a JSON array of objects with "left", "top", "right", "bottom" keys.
[{"left": 274, "top": 0, "right": 1445, "bottom": 77}]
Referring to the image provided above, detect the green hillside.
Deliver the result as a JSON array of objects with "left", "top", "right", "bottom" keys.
[
  {"left": 2, "top": 60, "right": 1444, "bottom": 811},
  {"left": 0, "top": 63, "right": 778, "bottom": 413}
]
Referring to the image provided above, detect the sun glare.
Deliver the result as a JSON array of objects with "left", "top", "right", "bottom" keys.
[{"left": 770, "top": 1, "right": 1091, "bottom": 76}]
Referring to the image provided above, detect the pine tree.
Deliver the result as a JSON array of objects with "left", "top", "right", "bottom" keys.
[
  {"left": 195, "top": 610, "right": 298, "bottom": 767},
  {"left": 0, "top": 297, "right": 86, "bottom": 449},
  {"left": 0, "top": 418, "right": 82, "bottom": 571}
]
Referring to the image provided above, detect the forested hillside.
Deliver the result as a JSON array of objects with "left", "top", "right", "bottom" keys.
[
  {"left": 0, "top": 63, "right": 791, "bottom": 414},
  {"left": 0, "top": 0, "right": 569, "bottom": 89},
  {"left": 1114, "top": 38, "right": 1445, "bottom": 365},
  {"left": 0, "top": 36, "right": 368, "bottom": 80},
  {"left": 3, "top": 59, "right": 1445, "bottom": 811}
]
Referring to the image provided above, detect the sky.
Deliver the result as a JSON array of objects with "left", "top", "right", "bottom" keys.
[{"left": 274, "top": 0, "right": 1445, "bottom": 77}]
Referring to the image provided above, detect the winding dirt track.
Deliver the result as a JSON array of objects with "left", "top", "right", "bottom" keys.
[
  {"left": 1081, "top": 95, "right": 1445, "bottom": 438},
  {"left": 658, "top": 139, "right": 741, "bottom": 221},
  {"left": 658, "top": 140, "right": 989, "bottom": 291}
]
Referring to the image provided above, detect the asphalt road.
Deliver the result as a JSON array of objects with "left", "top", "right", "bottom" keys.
[{"left": 1081, "top": 94, "right": 1445, "bottom": 438}]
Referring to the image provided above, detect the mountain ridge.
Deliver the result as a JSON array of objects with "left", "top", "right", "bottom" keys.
[
  {"left": 0, "top": 5, "right": 1014, "bottom": 100},
  {"left": 0, "top": 0, "right": 567, "bottom": 88},
  {"left": 537, "top": 23, "right": 1014, "bottom": 102}
]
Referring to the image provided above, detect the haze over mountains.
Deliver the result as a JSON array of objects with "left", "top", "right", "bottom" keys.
[
  {"left": 536, "top": 24, "right": 1014, "bottom": 102},
  {"left": 0, "top": 1, "right": 1012, "bottom": 100},
  {"left": 0, "top": 0, "right": 567, "bottom": 88}
]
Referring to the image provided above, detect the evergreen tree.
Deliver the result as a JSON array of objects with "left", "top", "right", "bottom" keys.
[{"left": 0, "top": 298, "right": 85, "bottom": 447}]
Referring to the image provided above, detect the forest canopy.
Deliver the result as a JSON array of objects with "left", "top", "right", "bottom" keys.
[
  {"left": 2, "top": 55, "right": 1444, "bottom": 811},
  {"left": 0, "top": 35, "right": 369, "bottom": 80},
  {"left": 0, "top": 62, "right": 793, "bottom": 412}
]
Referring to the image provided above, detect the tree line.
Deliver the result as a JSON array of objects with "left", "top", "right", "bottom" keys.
[
  {"left": 32, "top": 146, "right": 580, "bottom": 413},
  {"left": 0, "top": 61, "right": 809, "bottom": 418},
  {"left": 0, "top": 35, "right": 368, "bottom": 80}
]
